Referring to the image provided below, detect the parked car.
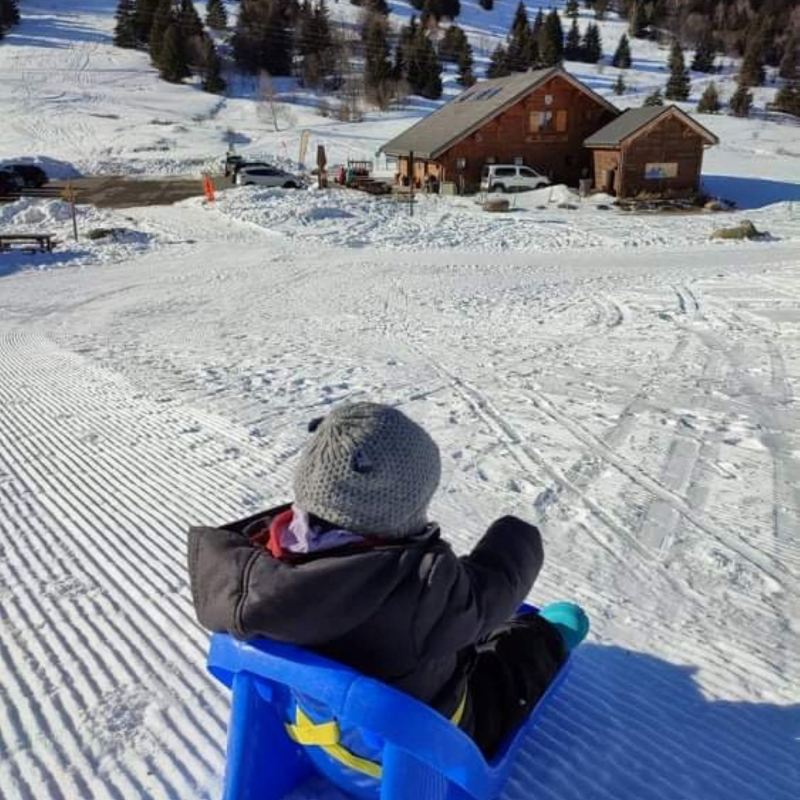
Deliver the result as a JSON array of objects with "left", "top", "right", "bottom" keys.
[
  {"left": 235, "top": 165, "right": 302, "bottom": 189},
  {"left": 6, "top": 164, "right": 49, "bottom": 188},
  {"left": 0, "top": 170, "right": 24, "bottom": 196},
  {"left": 480, "top": 164, "right": 550, "bottom": 193},
  {"left": 231, "top": 161, "right": 274, "bottom": 180}
]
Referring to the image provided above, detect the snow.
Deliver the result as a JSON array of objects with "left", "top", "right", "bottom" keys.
[{"left": 1, "top": 3, "right": 800, "bottom": 800}]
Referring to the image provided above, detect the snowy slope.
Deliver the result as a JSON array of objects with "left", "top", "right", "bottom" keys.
[
  {"left": 1, "top": 221, "right": 799, "bottom": 800},
  {"left": 1, "top": 0, "right": 799, "bottom": 207},
  {"left": 1, "top": 3, "right": 800, "bottom": 800}
]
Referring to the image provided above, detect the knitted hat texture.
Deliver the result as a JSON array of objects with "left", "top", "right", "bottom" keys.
[{"left": 293, "top": 402, "right": 441, "bottom": 538}]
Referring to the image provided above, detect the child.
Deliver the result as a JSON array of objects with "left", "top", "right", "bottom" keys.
[{"left": 188, "top": 402, "right": 588, "bottom": 756}]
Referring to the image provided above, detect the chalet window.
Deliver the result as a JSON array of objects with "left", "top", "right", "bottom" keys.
[
  {"left": 513, "top": 156, "right": 523, "bottom": 165},
  {"left": 644, "top": 163, "right": 678, "bottom": 179},
  {"left": 529, "top": 111, "right": 554, "bottom": 132},
  {"left": 544, "top": 94, "right": 553, "bottom": 106},
  {"left": 486, "top": 156, "right": 496, "bottom": 164},
  {"left": 556, "top": 110, "right": 568, "bottom": 132},
  {"left": 456, "top": 158, "right": 467, "bottom": 170}
]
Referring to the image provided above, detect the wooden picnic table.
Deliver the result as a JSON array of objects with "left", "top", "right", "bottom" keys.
[{"left": 0, "top": 233, "right": 56, "bottom": 253}]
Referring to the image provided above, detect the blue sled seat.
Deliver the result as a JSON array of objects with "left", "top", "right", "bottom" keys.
[{"left": 207, "top": 606, "right": 572, "bottom": 800}]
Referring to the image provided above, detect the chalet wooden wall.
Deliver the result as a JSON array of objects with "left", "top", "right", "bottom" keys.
[
  {"left": 395, "top": 75, "right": 617, "bottom": 192},
  {"left": 617, "top": 116, "right": 705, "bottom": 198}
]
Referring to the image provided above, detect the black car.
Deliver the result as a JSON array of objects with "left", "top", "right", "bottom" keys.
[
  {"left": 6, "top": 164, "right": 48, "bottom": 188},
  {"left": 0, "top": 170, "right": 24, "bottom": 196}
]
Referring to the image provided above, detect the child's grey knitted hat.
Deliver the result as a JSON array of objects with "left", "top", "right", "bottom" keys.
[{"left": 293, "top": 402, "right": 441, "bottom": 538}]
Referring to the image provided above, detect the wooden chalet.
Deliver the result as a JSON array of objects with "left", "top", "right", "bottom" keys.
[
  {"left": 584, "top": 105, "right": 719, "bottom": 198},
  {"left": 382, "top": 67, "right": 619, "bottom": 193}
]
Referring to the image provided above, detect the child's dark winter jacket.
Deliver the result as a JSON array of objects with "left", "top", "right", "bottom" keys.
[{"left": 187, "top": 507, "right": 544, "bottom": 720}]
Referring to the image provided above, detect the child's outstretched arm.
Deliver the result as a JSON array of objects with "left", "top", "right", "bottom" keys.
[{"left": 414, "top": 516, "right": 544, "bottom": 657}]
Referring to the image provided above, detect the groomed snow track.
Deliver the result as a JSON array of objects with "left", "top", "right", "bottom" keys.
[{"left": 1, "top": 237, "right": 799, "bottom": 800}]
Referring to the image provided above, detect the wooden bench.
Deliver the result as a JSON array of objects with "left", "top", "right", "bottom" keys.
[{"left": 0, "top": 233, "right": 56, "bottom": 253}]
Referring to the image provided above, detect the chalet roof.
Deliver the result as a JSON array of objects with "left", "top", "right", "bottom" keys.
[
  {"left": 584, "top": 105, "right": 719, "bottom": 148},
  {"left": 382, "top": 67, "right": 619, "bottom": 160}
]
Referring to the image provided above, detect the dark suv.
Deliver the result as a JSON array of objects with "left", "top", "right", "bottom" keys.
[
  {"left": 0, "top": 170, "right": 24, "bottom": 196},
  {"left": 6, "top": 164, "right": 49, "bottom": 188}
]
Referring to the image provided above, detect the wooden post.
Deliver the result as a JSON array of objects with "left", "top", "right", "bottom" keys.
[
  {"left": 62, "top": 182, "right": 78, "bottom": 242},
  {"left": 409, "top": 150, "right": 414, "bottom": 218}
]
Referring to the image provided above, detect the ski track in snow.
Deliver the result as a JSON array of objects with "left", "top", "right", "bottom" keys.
[{"left": 2, "top": 235, "right": 799, "bottom": 800}]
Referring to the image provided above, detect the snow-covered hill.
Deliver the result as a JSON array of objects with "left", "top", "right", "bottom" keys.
[
  {"left": 1, "top": 4, "right": 799, "bottom": 800},
  {"left": 1, "top": 0, "right": 799, "bottom": 205}
]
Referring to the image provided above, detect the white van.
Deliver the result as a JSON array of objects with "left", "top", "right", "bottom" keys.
[{"left": 480, "top": 164, "right": 550, "bottom": 193}]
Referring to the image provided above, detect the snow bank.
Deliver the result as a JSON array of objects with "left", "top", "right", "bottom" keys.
[
  {"left": 206, "top": 185, "right": 800, "bottom": 254},
  {"left": 0, "top": 198, "right": 156, "bottom": 273}
]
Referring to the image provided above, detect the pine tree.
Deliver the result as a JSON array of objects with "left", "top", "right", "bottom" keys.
[
  {"left": 233, "top": 0, "right": 294, "bottom": 77},
  {"left": 178, "top": 0, "right": 206, "bottom": 68},
  {"left": 729, "top": 84, "right": 752, "bottom": 117},
  {"left": 532, "top": 9, "right": 545, "bottom": 43},
  {"left": 134, "top": 0, "right": 160, "bottom": 44},
  {"left": 581, "top": 23, "right": 602, "bottom": 63},
  {"left": 178, "top": 0, "right": 204, "bottom": 39},
  {"left": 364, "top": 14, "right": 392, "bottom": 105},
  {"left": 478, "top": 0, "right": 493, "bottom": 10},
  {"left": 691, "top": 29, "right": 716, "bottom": 73},
  {"left": 202, "top": 38, "right": 227, "bottom": 93},
  {"left": 159, "top": 24, "right": 191, "bottom": 82},
  {"left": 613, "top": 73, "right": 626, "bottom": 95},
  {"left": 779, "top": 36, "right": 798, "bottom": 81},
  {"left": 565, "top": 0, "right": 579, "bottom": 19},
  {"left": 437, "top": 0, "right": 460, "bottom": 19},
  {"left": 593, "top": 0, "right": 609, "bottom": 20},
  {"left": 149, "top": 0, "right": 173, "bottom": 66},
  {"left": 407, "top": 29, "right": 441, "bottom": 99},
  {"left": 774, "top": 82, "right": 800, "bottom": 117},
  {"left": 313, "top": 0, "right": 337, "bottom": 83},
  {"left": 456, "top": 41, "right": 475, "bottom": 87},
  {"left": 539, "top": 10, "right": 564, "bottom": 67},
  {"left": 233, "top": 0, "right": 260, "bottom": 72},
  {"left": 4, "top": 0, "right": 20, "bottom": 28},
  {"left": 114, "top": 0, "right": 138, "bottom": 49},
  {"left": 643, "top": 88, "right": 663, "bottom": 106},
  {"left": 612, "top": 33, "right": 631, "bottom": 69},
  {"left": 206, "top": 0, "right": 228, "bottom": 30},
  {"left": 565, "top": 19, "right": 581, "bottom": 60},
  {"left": 696, "top": 81, "right": 721, "bottom": 113},
  {"left": 665, "top": 40, "right": 690, "bottom": 101},
  {"left": 506, "top": 2, "right": 531, "bottom": 73},
  {"left": 0, "top": 0, "right": 20, "bottom": 32},
  {"left": 629, "top": 1, "right": 646, "bottom": 39},
  {"left": 392, "top": 40, "right": 406, "bottom": 83},
  {"left": 487, "top": 44, "right": 510, "bottom": 78},
  {"left": 439, "top": 25, "right": 468, "bottom": 63},
  {"left": 739, "top": 33, "right": 766, "bottom": 87}
]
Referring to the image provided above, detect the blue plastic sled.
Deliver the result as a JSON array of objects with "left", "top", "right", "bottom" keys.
[{"left": 207, "top": 605, "right": 572, "bottom": 800}]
